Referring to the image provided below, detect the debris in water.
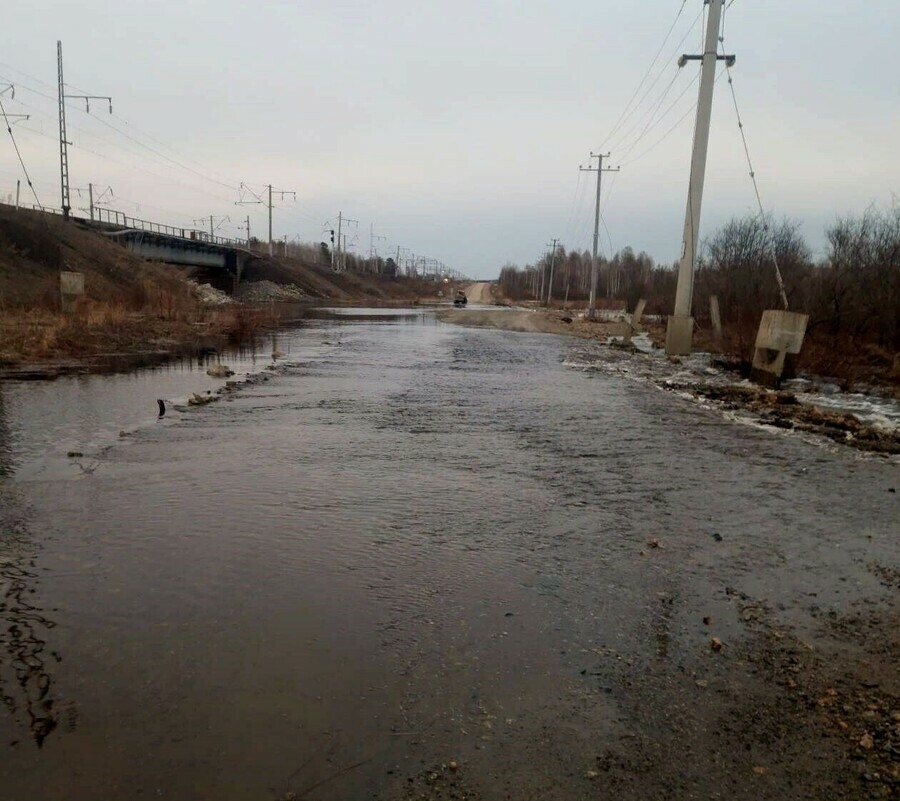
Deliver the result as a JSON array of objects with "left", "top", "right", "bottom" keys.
[
  {"left": 157, "top": 398, "right": 166, "bottom": 416},
  {"left": 711, "top": 637, "right": 723, "bottom": 652},
  {"left": 66, "top": 451, "right": 83, "bottom": 458},
  {"left": 703, "top": 616, "right": 713, "bottom": 626},
  {"left": 207, "top": 364, "right": 235, "bottom": 378}
]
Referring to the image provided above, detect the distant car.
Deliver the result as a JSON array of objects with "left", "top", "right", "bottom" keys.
[{"left": 453, "top": 291, "right": 467, "bottom": 307}]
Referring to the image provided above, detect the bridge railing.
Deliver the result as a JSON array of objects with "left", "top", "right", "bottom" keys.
[
  {"left": 91, "top": 208, "right": 247, "bottom": 248},
  {"left": 7, "top": 201, "right": 252, "bottom": 250}
]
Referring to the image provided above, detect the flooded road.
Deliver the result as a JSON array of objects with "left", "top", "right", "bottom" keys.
[{"left": 1, "top": 309, "right": 898, "bottom": 800}]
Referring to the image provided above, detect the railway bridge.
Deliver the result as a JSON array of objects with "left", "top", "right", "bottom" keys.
[{"left": 89, "top": 208, "right": 253, "bottom": 282}]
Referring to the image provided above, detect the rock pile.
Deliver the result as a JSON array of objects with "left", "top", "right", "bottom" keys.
[
  {"left": 236, "top": 281, "right": 307, "bottom": 303},
  {"left": 190, "top": 281, "right": 234, "bottom": 306}
]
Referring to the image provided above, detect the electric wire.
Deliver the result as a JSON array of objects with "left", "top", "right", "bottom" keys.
[
  {"left": 0, "top": 63, "right": 241, "bottom": 193},
  {"left": 563, "top": 168, "right": 584, "bottom": 246},
  {"left": 621, "top": 68, "right": 726, "bottom": 168},
  {"left": 719, "top": 18, "right": 789, "bottom": 309},
  {"left": 0, "top": 95, "right": 40, "bottom": 205},
  {"left": 606, "top": 67, "right": 684, "bottom": 157},
  {"left": 604, "top": 8, "right": 703, "bottom": 155},
  {"left": 613, "top": 68, "right": 692, "bottom": 163},
  {"left": 598, "top": 0, "right": 689, "bottom": 150},
  {"left": 0, "top": 74, "right": 244, "bottom": 204}
]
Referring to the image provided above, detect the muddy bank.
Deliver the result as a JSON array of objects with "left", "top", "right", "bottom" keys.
[
  {"left": 436, "top": 307, "right": 630, "bottom": 338},
  {"left": 678, "top": 383, "right": 900, "bottom": 454},
  {"left": 0, "top": 309, "right": 278, "bottom": 381},
  {"left": 0, "top": 205, "right": 446, "bottom": 373}
]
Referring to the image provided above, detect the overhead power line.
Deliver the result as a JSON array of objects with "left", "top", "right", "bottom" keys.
[
  {"left": 0, "top": 93, "right": 40, "bottom": 205},
  {"left": 719, "top": 19, "right": 788, "bottom": 309},
  {"left": 599, "top": 0, "right": 690, "bottom": 150}
]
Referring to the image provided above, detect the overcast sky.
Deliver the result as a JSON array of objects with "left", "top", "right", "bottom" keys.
[{"left": 1, "top": 0, "right": 897, "bottom": 278}]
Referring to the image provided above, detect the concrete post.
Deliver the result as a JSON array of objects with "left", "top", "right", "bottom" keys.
[
  {"left": 60, "top": 270, "right": 84, "bottom": 313},
  {"left": 666, "top": 0, "right": 725, "bottom": 356},
  {"left": 710, "top": 295, "right": 723, "bottom": 347},
  {"left": 632, "top": 298, "right": 647, "bottom": 328}
]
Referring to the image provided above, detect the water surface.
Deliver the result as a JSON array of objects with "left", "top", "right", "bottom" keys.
[{"left": 0, "top": 308, "right": 897, "bottom": 800}]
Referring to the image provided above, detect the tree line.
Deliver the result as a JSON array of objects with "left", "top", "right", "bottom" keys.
[{"left": 500, "top": 204, "right": 900, "bottom": 360}]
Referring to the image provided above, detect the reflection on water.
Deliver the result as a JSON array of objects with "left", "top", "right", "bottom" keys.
[
  {"left": 0, "top": 387, "right": 12, "bottom": 478},
  {"left": 0, "top": 387, "right": 59, "bottom": 745},
  {"left": 0, "top": 529, "right": 60, "bottom": 748}
]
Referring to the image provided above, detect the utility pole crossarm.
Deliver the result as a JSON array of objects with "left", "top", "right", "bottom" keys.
[
  {"left": 64, "top": 95, "right": 113, "bottom": 113},
  {"left": 678, "top": 54, "right": 735, "bottom": 68}
]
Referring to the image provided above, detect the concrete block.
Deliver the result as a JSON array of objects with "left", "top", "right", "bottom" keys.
[
  {"left": 751, "top": 310, "right": 809, "bottom": 386},
  {"left": 60, "top": 270, "right": 84, "bottom": 296},
  {"left": 754, "top": 310, "right": 808, "bottom": 354},
  {"left": 60, "top": 270, "right": 84, "bottom": 313},
  {"left": 665, "top": 315, "right": 694, "bottom": 356}
]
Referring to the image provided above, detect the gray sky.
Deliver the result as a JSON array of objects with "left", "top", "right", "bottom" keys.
[{"left": 1, "top": 0, "right": 897, "bottom": 278}]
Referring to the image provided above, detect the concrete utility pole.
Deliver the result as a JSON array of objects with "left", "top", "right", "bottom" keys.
[
  {"left": 580, "top": 153, "right": 620, "bottom": 316},
  {"left": 236, "top": 183, "right": 294, "bottom": 256},
  {"left": 57, "top": 41, "right": 112, "bottom": 221},
  {"left": 194, "top": 215, "right": 229, "bottom": 241},
  {"left": 86, "top": 183, "right": 112, "bottom": 221},
  {"left": 336, "top": 212, "right": 342, "bottom": 270},
  {"left": 666, "top": 0, "right": 735, "bottom": 355},
  {"left": 546, "top": 238, "right": 559, "bottom": 305},
  {"left": 334, "top": 212, "right": 358, "bottom": 271}
]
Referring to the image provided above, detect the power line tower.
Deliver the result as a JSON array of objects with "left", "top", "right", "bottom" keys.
[
  {"left": 334, "top": 212, "right": 358, "bottom": 272},
  {"left": 580, "top": 152, "right": 620, "bottom": 316},
  {"left": 666, "top": 0, "right": 735, "bottom": 355},
  {"left": 73, "top": 183, "right": 113, "bottom": 220},
  {"left": 57, "top": 41, "right": 112, "bottom": 221},
  {"left": 236, "top": 183, "right": 295, "bottom": 257},
  {"left": 369, "top": 224, "right": 388, "bottom": 272},
  {"left": 194, "top": 214, "right": 230, "bottom": 241}
]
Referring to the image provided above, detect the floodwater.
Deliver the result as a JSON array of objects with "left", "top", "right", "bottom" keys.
[{"left": 0, "top": 308, "right": 897, "bottom": 800}]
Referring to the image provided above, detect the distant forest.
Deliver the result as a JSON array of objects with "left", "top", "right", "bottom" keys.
[{"left": 499, "top": 205, "right": 900, "bottom": 371}]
